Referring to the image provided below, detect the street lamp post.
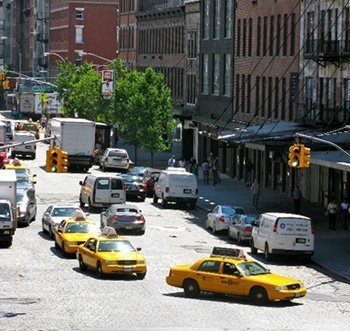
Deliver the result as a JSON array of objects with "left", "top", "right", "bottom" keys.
[
  {"left": 43, "top": 52, "right": 65, "bottom": 62},
  {"left": 76, "top": 51, "right": 113, "bottom": 64}
]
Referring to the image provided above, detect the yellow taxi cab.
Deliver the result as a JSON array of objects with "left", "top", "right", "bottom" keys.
[
  {"left": 166, "top": 247, "right": 307, "bottom": 305},
  {"left": 76, "top": 227, "right": 147, "bottom": 279},
  {"left": 53, "top": 212, "right": 99, "bottom": 256},
  {"left": 18, "top": 121, "right": 40, "bottom": 139},
  {"left": 4, "top": 160, "right": 36, "bottom": 184}
]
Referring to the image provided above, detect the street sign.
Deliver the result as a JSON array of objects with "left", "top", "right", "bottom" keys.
[{"left": 32, "top": 86, "right": 52, "bottom": 93}]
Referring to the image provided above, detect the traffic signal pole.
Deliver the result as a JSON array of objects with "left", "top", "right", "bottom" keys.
[{"left": 0, "top": 136, "right": 56, "bottom": 151}]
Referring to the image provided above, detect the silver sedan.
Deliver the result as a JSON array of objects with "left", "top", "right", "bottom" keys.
[
  {"left": 228, "top": 214, "right": 258, "bottom": 245},
  {"left": 205, "top": 205, "right": 246, "bottom": 234},
  {"left": 100, "top": 204, "right": 146, "bottom": 235},
  {"left": 41, "top": 204, "right": 84, "bottom": 238}
]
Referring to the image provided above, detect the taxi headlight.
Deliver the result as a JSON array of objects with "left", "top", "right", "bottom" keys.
[
  {"left": 104, "top": 261, "right": 118, "bottom": 265},
  {"left": 138, "top": 260, "right": 145, "bottom": 264},
  {"left": 275, "top": 286, "right": 287, "bottom": 291},
  {"left": 66, "top": 241, "right": 78, "bottom": 245}
]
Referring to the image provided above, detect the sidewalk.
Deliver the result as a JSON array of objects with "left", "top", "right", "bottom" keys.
[{"left": 196, "top": 173, "right": 350, "bottom": 282}]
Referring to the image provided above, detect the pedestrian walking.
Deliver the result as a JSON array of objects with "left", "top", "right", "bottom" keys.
[
  {"left": 189, "top": 159, "right": 198, "bottom": 176},
  {"left": 207, "top": 152, "right": 214, "bottom": 169},
  {"left": 211, "top": 157, "right": 219, "bottom": 188},
  {"left": 178, "top": 158, "right": 186, "bottom": 168},
  {"left": 251, "top": 179, "right": 261, "bottom": 209},
  {"left": 326, "top": 199, "right": 339, "bottom": 230},
  {"left": 245, "top": 159, "right": 253, "bottom": 187},
  {"left": 340, "top": 199, "right": 349, "bottom": 230},
  {"left": 292, "top": 186, "right": 302, "bottom": 214},
  {"left": 201, "top": 159, "right": 210, "bottom": 184},
  {"left": 167, "top": 154, "right": 176, "bottom": 167}
]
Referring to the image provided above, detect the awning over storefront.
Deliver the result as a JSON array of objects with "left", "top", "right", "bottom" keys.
[{"left": 311, "top": 151, "right": 350, "bottom": 171}]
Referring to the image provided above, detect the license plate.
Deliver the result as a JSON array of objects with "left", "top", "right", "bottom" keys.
[
  {"left": 111, "top": 193, "right": 120, "bottom": 198},
  {"left": 124, "top": 267, "right": 132, "bottom": 272},
  {"left": 25, "top": 145, "right": 32, "bottom": 149},
  {"left": 184, "top": 189, "right": 191, "bottom": 194},
  {"left": 296, "top": 238, "right": 306, "bottom": 244},
  {"left": 125, "top": 225, "right": 133, "bottom": 230}
]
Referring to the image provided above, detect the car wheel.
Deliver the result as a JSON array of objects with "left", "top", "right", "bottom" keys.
[
  {"left": 25, "top": 215, "right": 30, "bottom": 227},
  {"left": 79, "top": 255, "right": 87, "bottom": 271},
  {"left": 96, "top": 261, "right": 104, "bottom": 278},
  {"left": 183, "top": 279, "right": 200, "bottom": 298},
  {"left": 138, "top": 229, "right": 145, "bottom": 235},
  {"left": 102, "top": 163, "right": 106, "bottom": 172},
  {"left": 140, "top": 195, "right": 146, "bottom": 202},
  {"left": 250, "top": 239, "right": 258, "bottom": 255},
  {"left": 250, "top": 286, "right": 268, "bottom": 305},
  {"left": 264, "top": 243, "right": 272, "bottom": 261},
  {"left": 161, "top": 196, "right": 167, "bottom": 208},
  {"left": 136, "top": 272, "right": 146, "bottom": 280},
  {"left": 189, "top": 203, "right": 196, "bottom": 210},
  {"left": 54, "top": 240, "right": 60, "bottom": 250},
  {"left": 237, "top": 233, "right": 242, "bottom": 245},
  {"left": 79, "top": 197, "right": 84, "bottom": 208},
  {"left": 153, "top": 194, "right": 158, "bottom": 204}
]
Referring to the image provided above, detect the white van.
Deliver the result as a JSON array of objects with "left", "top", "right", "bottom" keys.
[
  {"left": 153, "top": 168, "right": 198, "bottom": 209},
  {"left": 79, "top": 175, "right": 126, "bottom": 211},
  {"left": 250, "top": 212, "right": 314, "bottom": 261},
  {"left": 11, "top": 132, "right": 36, "bottom": 159}
]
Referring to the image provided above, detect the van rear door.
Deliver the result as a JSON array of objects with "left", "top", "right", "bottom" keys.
[
  {"left": 169, "top": 174, "right": 197, "bottom": 197},
  {"left": 94, "top": 178, "right": 111, "bottom": 204},
  {"left": 275, "top": 218, "right": 313, "bottom": 251},
  {"left": 110, "top": 177, "right": 126, "bottom": 204}
]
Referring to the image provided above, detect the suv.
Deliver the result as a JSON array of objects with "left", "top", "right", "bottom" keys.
[{"left": 99, "top": 148, "right": 130, "bottom": 172}]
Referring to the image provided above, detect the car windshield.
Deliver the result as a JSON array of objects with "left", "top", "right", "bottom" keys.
[
  {"left": 52, "top": 208, "right": 80, "bottom": 217},
  {"left": 23, "top": 124, "right": 37, "bottom": 131},
  {"left": 243, "top": 216, "right": 257, "bottom": 224},
  {"left": 109, "top": 151, "right": 128, "bottom": 158},
  {"left": 122, "top": 175, "right": 141, "bottom": 183},
  {"left": 65, "top": 222, "right": 98, "bottom": 233},
  {"left": 222, "top": 206, "right": 244, "bottom": 215},
  {"left": 129, "top": 167, "right": 147, "bottom": 175},
  {"left": 237, "top": 262, "right": 270, "bottom": 276},
  {"left": 98, "top": 240, "right": 136, "bottom": 252},
  {"left": 15, "top": 169, "right": 29, "bottom": 176}
]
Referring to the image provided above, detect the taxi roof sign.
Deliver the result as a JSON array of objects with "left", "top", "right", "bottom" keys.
[
  {"left": 211, "top": 247, "right": 246, "bottom": 259},
  {"left": 101, "top": 227, "right": 118, "bottom": 238}
]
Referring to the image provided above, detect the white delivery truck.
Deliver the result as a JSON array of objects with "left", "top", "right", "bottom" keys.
[
  {"left": 11, "top": 132, "right": 37, "bottom": 159},
  {"left": 0, "top": 122, "right": 6, "bottom": 145},
  {"left": 0, "top": 170, "right": 17, "bottom": 247},
  {"left": 50, "top": 118, "right": 96, "bottom": 172}
]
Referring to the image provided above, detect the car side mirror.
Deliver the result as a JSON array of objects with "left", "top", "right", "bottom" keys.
[
  {"left": 33, "top": 181, "right": 37, "bottom": 185},
  {"left": 79, "top": 181, "right": 83, "bottom": 185},
  {"left": 32, "top": 174, "right": 37, "bottom": 177},
  {"left": 137, "top": 247, "right": 142, "bottom": 251},
  {"left": 233, "top": 271, "right": 242, "bottom": 278},
  {"left": 58, "top": 228, "right": 63, "bottom": 233}
]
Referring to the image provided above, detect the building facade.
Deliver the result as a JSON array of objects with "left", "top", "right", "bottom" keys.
[{"left": 49, "top": 0, "right": 118, "bottom": 66}]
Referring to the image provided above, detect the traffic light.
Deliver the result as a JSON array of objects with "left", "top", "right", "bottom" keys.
[
  {"left": 0, "top": 71, "right": 5, "bottom": 81},
  {"left": 45, "top": 147, "right": 59, "bottom": 173},
  {"left": 300, "top": 146, "right": 311, "bottom": 168},
  {"left": 288, "top": 144, "right": 301, "bottom": 168},
  {"left": 2, "top": 80, "right": 9, "bottom": 90},
  {"left": 57, "top": 149, "right": 69, "bottom": 173}
]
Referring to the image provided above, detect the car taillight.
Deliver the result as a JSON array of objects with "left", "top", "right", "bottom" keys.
[
  {"left": 111, "top": 216, "right": 118, "bottom": 221},
  {"left": 139, "top": 216, "right": 145, "bottom": 222},
  {"left": 165, "top": 187, "right": 170, "bottom": 193},
  {"left": 123, "top": 183, "right": 126, "bottom": 190},
  {"left": 273, "top": 220, "right": 279, "bottom": 233},
  {"left": 219, "top": 216, "right": 225, "bottom": 222},
  {"left": 142, "top": 184, "right": 147, "bottom": 190},
  {"left": 244, "top": 227, "right": 252, "bottom": 232}
]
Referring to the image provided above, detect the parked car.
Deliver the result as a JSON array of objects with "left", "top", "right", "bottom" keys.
[
  {"left": 128, "top": 166, "right": 149, "bottom": 177},
  {"left": 206, "top": 205, "right": 246, "bottom": 234},
  {"left": 100, "top": 204, "right": 146, "bottom": 235},
  {"left": 119, "top": 174, "right": 147, "bottom": 201},
  {"left": 16, "top": 188, "right": 37, "bottom": 227},
  {"left": 228, "top": 214, "right": 258, "bottom": 244},
  {"left": 142, "top": 168, "right": 161, "bottom": 197},
  {"left": 99, "top": 148, "right": 130, "bottom": 172},
  {"left": 42, "top": 204, "right": 85, "bottom": 238},
  {"left": 250, "top": 212, "right": 314, "bottom": 261}
]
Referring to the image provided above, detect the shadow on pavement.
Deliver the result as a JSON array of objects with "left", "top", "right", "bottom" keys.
[{"left": 72, "top": 266, "right": 143, "bottom": 281}]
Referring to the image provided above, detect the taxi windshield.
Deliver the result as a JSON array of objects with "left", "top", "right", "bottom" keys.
[
  {"left": 14, "top": 168, "right": 29, "bottom": 176},
  {"left": 52, "top": 208, "right": 80, "bottom": 217},
  {"left": 237, "top": 262, "right": 270, "bottom": 276},
  {"left": 98, "top": 240, "right": 136, "bottom": 252},
  {"left": 23, "top": 124, "right": 38, "bottom": 131},
  {"left": 65, "top": 222, "right": 98, "bottom": 233}
]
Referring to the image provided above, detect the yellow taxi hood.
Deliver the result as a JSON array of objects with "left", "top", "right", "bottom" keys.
[
  {"left": 62, "top": 233, "right": 95, "bottom": 241},
  {"left": 97, "top": 251, "right": 143, "bottom": 261},
  {"left": 248, "top": 273, "right": 301, "bottom": 286}
]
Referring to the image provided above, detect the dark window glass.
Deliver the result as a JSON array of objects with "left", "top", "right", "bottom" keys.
[
  {"left": 97, "top": 179, "right": 109, "bottom": 190},
  {"left": 269, "top": 16, "right": 274, "bottom": 56},
  {"left": 263, "top": 16, "right": 268, "bottom": 56},
  {"left": 243, "top": 19, "right": 247, "bottom": 56},
  {"left": 257, "top": 17, "right": 261, "bottom": 56},
  {"left": 198, "top": 261, "right": 221, "bottom": 273},
  {"left": 247, "top": 75, "right": 251, "bottom": 114},
  {"left": 256, "top": 76, "right": 260, "bottom": 115},
  {"left": 276, "top": 15, "right": 281, "bottom": 56},
  {"left": 281, "top": 77, "right": 286, "bottom": 120},
  {"left": 283, "top": 14, "right": 288, "bottom": 56},
  {"left": 274, "top": 77, "right": 279, "bottom": 119},
  {"left": 242, "top": 74, "right": 246, "bottom": 113},
  {"left": 290, "top": 13, "right": 296, "bottom": 56},
  {"left": 248, "top": 18, "right": 253, "bottom": 56},
  {"left": 268, "top": 77, "right": 273, "bottom": 118},
  {"left": 236, "top": 74, "right": 240, "bottom": 112},
  {"left": 261, "top": 76, "right": 266, "bottom": 117},
  {"left": 237, "top": 19, "right": 241, "bottom": 56}
]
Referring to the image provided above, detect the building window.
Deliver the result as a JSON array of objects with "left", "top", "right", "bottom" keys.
[
  {"left": 75, "top": 8, "right": 84, "bottom": 20},
  {"left": 187, "top": 74, "right": 196, "bottom": 105},
  {"left": 274, "top": 77, "right": 279, "bottom": 119},
  {"left": 203, "top": 0, "right": 210, "bottom": 39},
  {"left": 237, "top": 19, "right": 241, "bottom": 56},
  {"left": 306, "top": 12, "right": 314, "bottom": 53},
  {"left": 263, "top": 16, "right": 268, "bottom": 56},
  {"left": 344, "top": 79, "right": 350, "bottom": 111},
  {"left": 281, "top": 77, "right": 286, "bottom": 120},
  {"left": 213, "top": 0, "right": 221, "bottom": 39},
  {"left": 75, "top": 26, "right": 83, "bottom": 44},
  {"left": 257, "top": 17, "right": 261, "bottom": 56},
  {"left": 306, "top": 77, "right": 314, "bottom": 117},
  {"left": 225, "top": 0, "right": 233, "bottom": 38},
  {"left": 276, "top": 15, "right": 281, "bottom": 56},
  {"left": 269, "top": 16, "right": 274, "bottom": 57},
  {"left": 283, "top": 14, "right": 288, "bottom": 56},
  {"left": 256, "top": 76, "right": 260, "bottom": 115},
  {"left": 242, "top": 19, "right": 247, "bottom": 57},
  {"left": 224, "top": 54, "right": 232, "bottom": 96},
  {"left": 345, "top": 8, "right": 350, "bottom": 52},
  {"left": 202, "top": 54, "right": 209, "bottom": 94},
  {"left": 241, "top": 75, "right": 246, "bottom": 113},
  {"left": 290, "top": 13, "right": 296, "bottom": 56},
  {"left": 187, "top": 31, "right": 197, "bottom": 59},
  {"left": 212, "top": 54, "right": 220, "bottom": 95},
  {"left": 248, "top": 18, "right": 253, "bottom": 56},
  {"left": 261, "top": 76, "right": 266, "bottom": 117},
  {"left": 268, "top": 77, "right": 273, "bottom": 118},
  {"left": 235, "top": 74, "right": 240, "bottom": 112},
  {"left": 247, "top": 75, "right": 251, "bottom": 114}
]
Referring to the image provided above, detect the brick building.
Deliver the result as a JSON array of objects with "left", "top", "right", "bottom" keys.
[
  {"left": 49, "top": 0, "right": 118, "bottom": 66},
  {"left": 136, "top": 0, "right": 185, "bottom": 105},
  {"left": 118, "top": 0, "right": 138, "bottom": 68}
]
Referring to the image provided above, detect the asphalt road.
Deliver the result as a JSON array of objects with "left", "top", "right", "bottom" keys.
[{"left": 1, "top": 142, "right": 350, "bottom": 330}]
